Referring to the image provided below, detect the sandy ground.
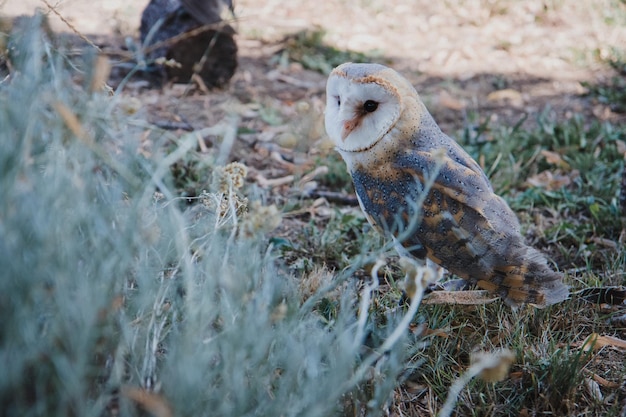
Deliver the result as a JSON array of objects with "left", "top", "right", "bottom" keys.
[{"left": 4, "top": 0, "right": 626, "bottom": 130}]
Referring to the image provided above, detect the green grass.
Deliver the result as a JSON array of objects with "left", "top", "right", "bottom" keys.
[{"left": 273, "top": 29, "right": 385, "bottom": 75}]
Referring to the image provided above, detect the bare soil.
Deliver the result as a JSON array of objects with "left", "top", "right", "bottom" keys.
[{"left": 5, "top": 0, "right": 626, "bottom": 130}]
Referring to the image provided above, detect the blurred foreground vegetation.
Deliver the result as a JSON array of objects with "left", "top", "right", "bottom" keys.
[{"left": 0, "top": 19, "right": 419, "bottom": 417}]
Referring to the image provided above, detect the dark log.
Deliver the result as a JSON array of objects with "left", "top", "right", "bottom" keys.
[{"left": 139, "top": 0, "right": 237, "bottom": 89}]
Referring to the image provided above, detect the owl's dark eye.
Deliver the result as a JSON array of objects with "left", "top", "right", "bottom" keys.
[
  {"left": 336, "top": 97, "right": 341, "bottom": 107},
  {"left": 363, "top": 100, "right": 378, "bottom": 113}
]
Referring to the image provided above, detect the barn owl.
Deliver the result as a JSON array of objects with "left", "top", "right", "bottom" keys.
[{"left": 324, "top": 63, "right": 568, "bottom": 308}]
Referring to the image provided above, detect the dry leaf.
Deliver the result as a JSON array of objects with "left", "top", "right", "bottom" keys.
[
  {"left": 525, "top": 170, "right": 579, "bottom": 191},
  {"left": 408, "top": 322, "right": 450, "bottom": 337},
  {"left": 471, "top": 348, "right": 515, "bottom": 383},
  {"left": 90, "top": 54, "right": 111, "bottom": 93},
  {"left": 421, "top": 327, "right": 450, "bottom": 338},
  {"left": 540, "top": 150, "right": 570, "bottom": 168},
  {"left": 122, "top": 387, "right": 173, "bottom": 417},
  {"left": 252, "top": 173, "right": 294, "bottom": 188},
  {"left": 257, "top": 125, "right": 289, "bottom": 142},
  {"left": 422, "top": 290, "right": 498, "bottom": 305},
  {"left": 487, "top": 89, "right": 524, "bottom": 107},
  {"left": 404, "top": 380, "right": 428, "bottom": 394},
  {"left": 436, "top": 90, "right": 466, "bottom": 111},
  {"left": 585, "top": 378, "right": 603, "bottom": 401},
  {"left": 590, "top": 373, "right": 621, "bottom": 388},
  {"left": 595, "top": 334, "right": 626, "bottom": 349},
  {"left": 590, "top": 237, "right": 618, "bottom": 250},
  {"left": 53, "top": 102, "right": 88, "bottom": 140},
  {"left": 581, "top": 332, "right": 626, "bottom": 352},
  {"left": 297, "top": 166, "right": 329, "bottom": 187}
]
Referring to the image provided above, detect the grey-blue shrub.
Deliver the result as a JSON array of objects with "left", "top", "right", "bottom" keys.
[{"left": 0, "top": 19, "right": 414, "bottom": 417}]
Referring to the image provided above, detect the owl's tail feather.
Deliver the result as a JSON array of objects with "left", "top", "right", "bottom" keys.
[{"left": 476, "top": 247, "right": 569, "bottom": 308}]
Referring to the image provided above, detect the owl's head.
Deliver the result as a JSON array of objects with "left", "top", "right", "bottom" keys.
[{"left": 324, "top": 63, "right": 419, "bottom": 153}]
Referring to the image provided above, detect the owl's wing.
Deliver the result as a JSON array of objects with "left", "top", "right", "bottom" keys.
[
  {"left": 397, "top": 135, "right": 522, "bottom": 234},
  {"left": 352, "top": 155, "right": 567, "bottom": 307},
  {"left": 396, "top": 143, "right": 568, "bottom": 307}
]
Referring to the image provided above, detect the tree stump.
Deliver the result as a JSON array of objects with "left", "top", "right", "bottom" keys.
[{"left": 139, "top": 0, "right": 237, "bottom": 88}]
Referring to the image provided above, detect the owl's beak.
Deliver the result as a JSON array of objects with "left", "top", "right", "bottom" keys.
[{"left": 341, "top": 118, "right": 358, "bottom": 141}]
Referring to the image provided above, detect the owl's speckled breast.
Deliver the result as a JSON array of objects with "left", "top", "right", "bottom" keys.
[{"left": 351, "top": 156, "right": 430, "bottom": 260}]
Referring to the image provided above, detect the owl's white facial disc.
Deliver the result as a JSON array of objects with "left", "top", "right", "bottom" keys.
[{"left": 325, "top": 64, "right": 402, "bottom": 153}]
